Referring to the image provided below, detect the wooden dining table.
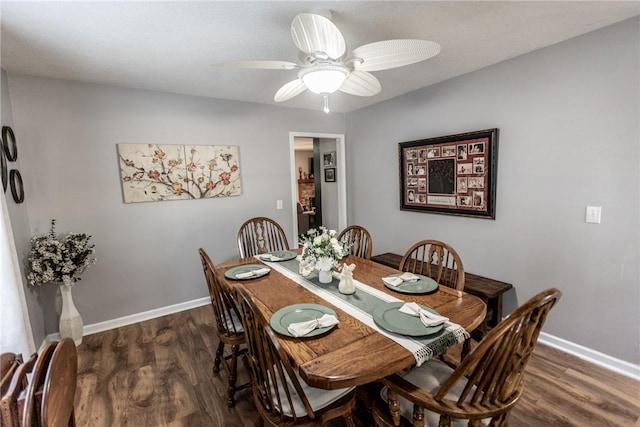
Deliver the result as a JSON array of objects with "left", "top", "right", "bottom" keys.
[{"left": 218, "top": 253, "right": 486, "bottom": 390}]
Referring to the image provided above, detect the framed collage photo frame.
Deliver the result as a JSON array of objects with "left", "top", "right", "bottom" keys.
[{"left": 399, "top": 128, "right": 498, "bottom": 219}]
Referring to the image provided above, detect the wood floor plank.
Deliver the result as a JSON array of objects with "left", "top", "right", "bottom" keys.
[{"left": 74, "top": 305, "right": 640, "bottom": 427}]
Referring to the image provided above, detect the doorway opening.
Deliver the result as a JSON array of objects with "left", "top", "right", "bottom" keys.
[{"left": 289, "top": 132, "right": 346, "bottom": 247}]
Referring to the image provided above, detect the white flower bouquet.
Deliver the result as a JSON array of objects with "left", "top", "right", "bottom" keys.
[
  {"left": 299, "top": 226, "right": 350, "bottom": 277},
  {"left": 26, "top": 219, "right": 97, "bottom": 286}
]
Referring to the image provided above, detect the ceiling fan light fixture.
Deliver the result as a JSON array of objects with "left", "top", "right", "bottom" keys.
[{"left": 300, "top": 65, "right": 348, "bottom": 94}]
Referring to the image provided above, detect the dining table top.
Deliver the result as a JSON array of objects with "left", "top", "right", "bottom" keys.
[{"left": 218, "top": 252, "right": 486, "bottom": 390}]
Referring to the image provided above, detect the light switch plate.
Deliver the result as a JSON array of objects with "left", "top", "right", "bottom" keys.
[
  {"left": 586, "top": 206, "right": 601, "bottom": 224},
  {"left": 276, "top": 200, "right": 283, "bottom": 210}
]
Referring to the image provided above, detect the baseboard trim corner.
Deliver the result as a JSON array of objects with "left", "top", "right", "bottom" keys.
[{"left": 539, "top": 332, "right": 640, "bottom": 381}]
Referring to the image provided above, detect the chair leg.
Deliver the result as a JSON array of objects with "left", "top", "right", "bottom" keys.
[
  {"left": 226, "top": 344, "right": 240, "bottom": 407},
  {"left": 412, "top": 404, "right": 424, "bottom": 427},
  {"left": 461, "top": 338, "right": 472, "bottom": 360},
  {"left": 387, "top": 389, "right": 401, "bottom": 426},
  {"left": 213, "top": 341, "right": 225, "bottom": 375},
  {"left": 488, "top": 413, "right": 509, "bottom": 426},
  {"left": 438, "top": 414, "right": 452, "bottom": 427},
  {"left": 344, "top": 413, "right": 356, "bottom": 427}
]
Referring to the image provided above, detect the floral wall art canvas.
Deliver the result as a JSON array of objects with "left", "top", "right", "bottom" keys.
[{"left": 117, "top": 143, "right": 242, "bottom": 203}]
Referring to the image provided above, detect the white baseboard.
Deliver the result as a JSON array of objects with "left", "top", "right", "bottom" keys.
[
  {"left": 40, "top": 296, "right": 210, "bottom": 350},
  {"left": 40, "top": 298, "right": 639, "bottom": 381},
  {"left": 538, "top": 332, "right": 640, "bottom": 381}
]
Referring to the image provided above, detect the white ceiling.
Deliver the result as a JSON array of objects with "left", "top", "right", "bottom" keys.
[{"left": 1, "top": 1, "right": 639, "bottom": 113}]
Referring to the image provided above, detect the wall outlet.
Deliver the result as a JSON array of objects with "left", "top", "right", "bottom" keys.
[
  {"left": 585, "top": 206, "right": 601, "bottom": 224},
  {"left": 276, "top": 200, "right": 283, "bottom": 210}
]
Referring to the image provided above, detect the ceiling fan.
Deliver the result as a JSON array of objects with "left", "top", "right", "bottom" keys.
[{"left": 219, "top": 13, "right": 441, "bottom": 113}]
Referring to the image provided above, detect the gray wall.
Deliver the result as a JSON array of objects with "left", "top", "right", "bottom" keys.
[
  {"left": 1, "top": 69, "right": 48, "bottom": 345},
  {"left": 5, "top": 76, "right": 344, "bottom": 335},
  {"left": 5, "top": 18, "right": 638, "bottom": 366},
  {"left": 345, "top": 18, "right": 639, "bottom": 364},
  {"left": 319, "top": 138, "right": 339, "bottom": 231}
]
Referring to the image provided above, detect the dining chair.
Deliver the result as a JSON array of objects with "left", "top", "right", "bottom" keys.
[
  {"left": 372, "top": 288, "right": 562, "bottom": 427},
  {"left": 235, "top": 287, "right": 357, "bottom": 426},
  {"left": 0, "top": 352, "right": 37, "bottom": 427},
  {"left": 337, "top": 225, "right": 373, "bottom": 260},
  {"left": 198, "top": 248, "right": 251, "bottom": 407},
  {"left": 38, "top": 338, "right": 77, "bottom": 427},
  {"left": 1, "top": 353, "right": 24, "bottom": 397},
  {"left": 20, "top": 341, "right": 57, "bottom": 427},
  {"left": 399, "top": 239, "right": 465, "bottom": 291},
  {"left": 237, "top": 217, "right": 290, "bottom": 258}
]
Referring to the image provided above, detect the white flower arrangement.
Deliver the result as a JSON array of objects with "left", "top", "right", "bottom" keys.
[
  {"left": 299, "top": 226, "right": 350, "bottom": 277},
  {"left": 26, "top": 219, "right": 97, "bottom": 286}
]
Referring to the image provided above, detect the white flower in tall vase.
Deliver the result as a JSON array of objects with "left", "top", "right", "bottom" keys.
[{"left": 26, "top": 219, "right": 97, "bottom": 345}]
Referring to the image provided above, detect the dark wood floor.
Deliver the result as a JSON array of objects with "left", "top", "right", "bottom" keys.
[{"left": 74, "top": 305, "right": 640, "bottom": 426}]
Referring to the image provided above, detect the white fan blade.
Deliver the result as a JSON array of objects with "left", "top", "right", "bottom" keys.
[
  {"left": 352, "top": 40, "right": 441, "bottom": 71},
  {"left": 291, "top": 13, "right": 346, "bottom": 59},
  {"left": 274, "top": 79, "right": 307, "bottom": 102},
  {"left": 216, "top": 60, "right": 299, "bottom": 70},
  {"left": 339, "top": 70, "right": 381, "bottom": 97}
]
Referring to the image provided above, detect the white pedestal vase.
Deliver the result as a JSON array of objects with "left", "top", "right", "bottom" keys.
[
  {"left": 59, "top": 281, "right": 83, "bottom": 345},
  {"left": 318, "top": 268, "right": 333, "bottom": 284}
]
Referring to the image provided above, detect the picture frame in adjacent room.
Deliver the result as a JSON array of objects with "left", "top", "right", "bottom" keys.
[
  {"left": 323, "top": 151, "right": 336, "bottom": 167},
  {"left": 324, "top": 167, "right": 336, "bottom": 183},
  {"left": 399, "top": 128, "right": 498, "bottom": 219}
]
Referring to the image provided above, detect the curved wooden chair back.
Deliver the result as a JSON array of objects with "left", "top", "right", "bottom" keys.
[
  {"left": 399, "top": 239, "right": 465, "bottom": 291},
  {"left": 1, "top": 353, "right": 24, "bottom": 396},
  {"left": 0, "top": 353, "right": 37, "bottom": 427},
  {"left": 199, "top": 248, "right": 243, "bottom": 337},
  {"left": 198, "top": 248, "right": 250, "bottom": 407},
  {"left": 237, "top": 217, "right": 290, "bottom": 258},
  {"left": 22, "top": 342, "right": 57, "bottom": 427},
  {"left": 338, "top": 225, "right": 373, "bottom": 260},
  {"left": 235, "top": 287, "right": 356, "bottom": 426},
  {"left": 40, "top": 339, "right": 77, "bottom": 427},
  {"left": 379, "top": 288, "right": 562, "bottom": 427}
]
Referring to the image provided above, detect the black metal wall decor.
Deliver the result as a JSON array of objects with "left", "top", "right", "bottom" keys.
[{"left": 1, "top": 126, "right": 24, "bottom": 204}]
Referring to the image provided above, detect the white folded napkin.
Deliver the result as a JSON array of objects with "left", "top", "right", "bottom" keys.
[
  {"left": 399, "top": 302, "right": 449, "bottom": 327},
  {"left": 287, "top": 314, "right": 339, "bottom": 337},
  {"left": 235, "top": 267, "right": 270, "bottom": 279},
  {"left": 383, "top": 272, "right": 420, "bottom": 287},
  {"left": 260, "top": 254, "right": 282, "bottom": 262}
]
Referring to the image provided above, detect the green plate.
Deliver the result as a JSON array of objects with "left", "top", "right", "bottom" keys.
[
  {"left": 382, "top": 273, "right": 438, "bottom": 294},
  {"left": 270, "top": 304, "right": 337, "bottom": 338},
  {"left": 224, "top": 264, "right": 271, "bottom": 280},
  {"left": 372, "top": 302, "right": 445, "bottom": 336},
  {"left": 258, "top": 250, "right": 297, "bottom": 262}
]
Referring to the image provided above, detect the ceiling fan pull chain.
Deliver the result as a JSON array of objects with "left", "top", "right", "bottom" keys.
[{"left": 323, "top": 94, "right": 330, "bottom": 114}]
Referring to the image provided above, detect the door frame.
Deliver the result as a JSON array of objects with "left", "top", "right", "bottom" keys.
[{"left": 289, "top": 131, "right": 346, "bottom": 247}]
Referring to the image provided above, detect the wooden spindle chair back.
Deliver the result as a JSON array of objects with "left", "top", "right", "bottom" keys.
[
  {"left": 199, "top": 248, "right": 243, "bottom": 337},
  {"left": 377, "top": 288, "right": 562, "bottom": 427},
  {"left": 198, "top": 248, "right": 250, "bottom": 406},
  {"left": 1, "top": 353, "right": 24, "bottom": 397},
  {"left": 237, "top": 217, "right": 290, "bottom": 258},
  {"left": 338, "top": 225, "right": 373, "bottom": 260},
  {"left": 400, "top": 239, "right": 465, "bottom": 291},
  {"left": 235, "top": 287, "right": 356, "bottom": 426},
  {"left": 40, "top": 338, "right": 77, "bottom": 427},
  {"left": 1, "top": 353, "right": 37, "bottom": 427}
]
